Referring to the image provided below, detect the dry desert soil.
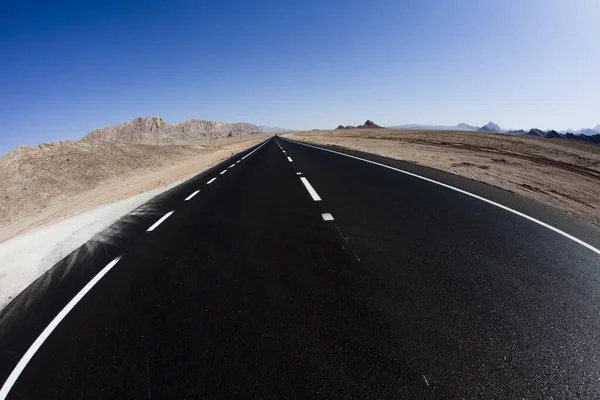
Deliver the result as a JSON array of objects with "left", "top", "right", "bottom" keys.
[
  {"left": 0, "top": 136, "right": 267, "bottom": 243},
  {"left": 288, "top": 129, "right": 600, "bottom": 227}
]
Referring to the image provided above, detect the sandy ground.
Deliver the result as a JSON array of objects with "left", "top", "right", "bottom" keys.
[
  {"left": 288, "top": 129, "right": 600, "bottom": 227},
  {"left": 0, "top": 136, "right": 266, "bottom": 309},
  {"left": 0, "top": 136, "right": 267, "bottom": 243}
]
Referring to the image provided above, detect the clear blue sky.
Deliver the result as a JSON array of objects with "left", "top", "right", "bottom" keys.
[{"left": 1, "top": 0, "right": 599, "bottom": 154}]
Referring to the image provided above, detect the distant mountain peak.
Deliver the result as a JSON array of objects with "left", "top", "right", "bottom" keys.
[
  {"left": 485, "top": 121, "right": 501, "bottom": 130},
  {"left": 335, "top": 120, "right": 384, "bottom": 130},
  {"left": 358, "top": 120, "right": 384, "bottom": 129},
  {"left": 593, "top": 124, "right": 600, "bottom": 132},
  {"left": 477, "top": 121, "right": 502, "bottom": 132}
]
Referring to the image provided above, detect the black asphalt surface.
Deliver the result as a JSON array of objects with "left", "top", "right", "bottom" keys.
[{"left": 1, "top": 136, "right": 600, "bottom": 398}]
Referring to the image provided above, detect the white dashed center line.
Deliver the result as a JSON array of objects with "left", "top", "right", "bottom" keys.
[
  {"left": 228, "top": 164, "right": 235, "bottom": 168},
  {"left": 300, "top": 177, "right": 321, "bottom": 201},
  {"left": 185, "top": 190, "right": 200, "bottom": 201},
  {"left": 296, "top": 172, "right": 302, "bottom": 175},
  {"left": 147, "top": 211, "right": 175, "bottom": 232},
  {"left": 220, "top": 170, "right": 227, "bottom": 175},
  {"left": 321, "top": 213, "right": 334, "bottom": 221},
  {"left": 207, "top": 177, "right": 217, "bottom": 184},
  {"left": 287, "top": 157, "right": 293, "bottom": 162},
  {"left": 0, "top": 255, "right": 123, "bottom": 399},
  {"left": 236, "top": 160, "right": 240, "bottom": 164}
]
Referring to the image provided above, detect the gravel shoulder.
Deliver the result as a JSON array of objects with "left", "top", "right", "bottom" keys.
[{"left": 288, "top": 129, "right": 600, "bottom": 227}]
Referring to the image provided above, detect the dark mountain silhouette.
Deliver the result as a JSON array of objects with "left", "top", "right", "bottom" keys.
[
  {"left": 336, "top": 120, "right": 384, "bottom": 130},
  {"left": 545, "top": 130, "right": 561, "bottom": 139},
  {"left": 358, "top": 120, "right": 384, "bottom": 129},
  {"left": 526, "top": 128, "right": 600, "bottom": 145},
  {"left": 478, "top": 121, "right": 502, "bottom": 132}
]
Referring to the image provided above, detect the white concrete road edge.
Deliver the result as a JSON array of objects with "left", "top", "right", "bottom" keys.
[{"left": 0, "top": 180, "right": 185, "bottom": 310}]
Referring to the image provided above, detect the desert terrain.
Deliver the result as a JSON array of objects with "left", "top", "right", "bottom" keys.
[
  {"left": 288, "top": 129, "right": 600, "bottom": 227},
  {"left": 0, "top": 136, "right": 268, "bottom": 243}
]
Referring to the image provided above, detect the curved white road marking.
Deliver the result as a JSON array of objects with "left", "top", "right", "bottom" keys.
[
  {"left": 286, "top": 139, "right": 600, "bottom": 257},
  {"left": 0, "top": 139, "right": 275, "bottom": 399},
  {"left": 185, "top": 190, "right": 200, "bottom": 201},
  {"left": 0, "top": 256, "right": 123, "bottom": 399},
  {"left": 147, "top": 211, "right": 175, "bottom": 232},
  {"left": 300, "top": 177, "right": 322, "bottom": 201}
]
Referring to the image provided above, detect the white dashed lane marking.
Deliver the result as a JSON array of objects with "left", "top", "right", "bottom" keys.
[
  {"left": 0, "top": 256, "right": 124, "bottom": 399},
  {"left": 228, "top": 164, "right": 235, "bottom": 168},
  {"left": 288, "top": 138, "right": 600, "bottom": 257},
  {"left": 206, "top": 177, "right": 217, "bottom": 184},
  {"left": 300, "top": 177, "right": 321, "bottom": 201},
  {"left": 287, "top": 157, "right": 293, "bottom": 162},
  {"left": 147, "top": 211, "right": 175, "bottom": 232},
  {"left": 296, "top": 172, "right": 302, "bottom": 175},
  {"left": 185, "top": 190, "right": 200, "bottom": 201},
  {"left": 220, "top": 170, "right": 227, "bottom": 175},
  {"left": 321, "top": 213, "right": 334, "bottom": 221}
]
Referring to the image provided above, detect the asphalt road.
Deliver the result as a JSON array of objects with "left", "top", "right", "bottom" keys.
[{"left": 1, "top": 136, "right": 600, "bottom": 398}]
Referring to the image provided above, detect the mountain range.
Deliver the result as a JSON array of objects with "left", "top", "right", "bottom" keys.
[
  {"left": 81, "top": 117, "right": 293, "bottom": 144},
  {"left": 388, "top": 121, "right": 600, "bottom": 135},
  {"left": 387, "top": 121, "right": 600, "bottom": 145},
  {"left": 388, "top": 123, "right": 479, "bottom": 131},
  {"left": 336, "top": 120, "right": 384, "bottom": 130}
]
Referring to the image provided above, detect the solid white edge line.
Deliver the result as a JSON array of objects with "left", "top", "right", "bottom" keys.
[
  {"left": 241, "top": 139, "right": 269, "bottom": 160},
  {"left": 147, "top": 211, "right": 174, "bottom": 232},
  {"left": 322, "top": 213, "right": 334, "bottom": 221},
  {"left": 220, "top": 170, "right": 227, "bottom": 175},
  {"left": 287, "top": 157, "right": 293, "bottom": 162},
  {"left": 285, "top": 139, "right": 600, "bottom": 257},
  {"left": 206, "top": 177, "right": 217, "bottom": 185},
  {"left": 0, "top": 256, "right": 123, "bottom": 399},
  {"left": 185, "top": 190, "right": 200, "bottom": 201},
  {"left": 300, "top": 177, "right": 322, "bottom": 201}
]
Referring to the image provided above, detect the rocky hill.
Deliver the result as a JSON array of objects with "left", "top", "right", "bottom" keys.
[
  {"left": 336, "top": 120, "right": 384, "bottom": 130},
  {"left": 478, "top": 121, "right": 503, "bottom": 132},
  {"left": 81, "top": 117, "right": 279, "bottom": 144}
]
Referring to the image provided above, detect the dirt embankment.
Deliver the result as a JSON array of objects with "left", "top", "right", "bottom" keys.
[
  {"left": 289, "top": 129, "right": 600, "bottom": 227},
  {"left": 0, "top": 136, "right": 267, "bottom": 242}
]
